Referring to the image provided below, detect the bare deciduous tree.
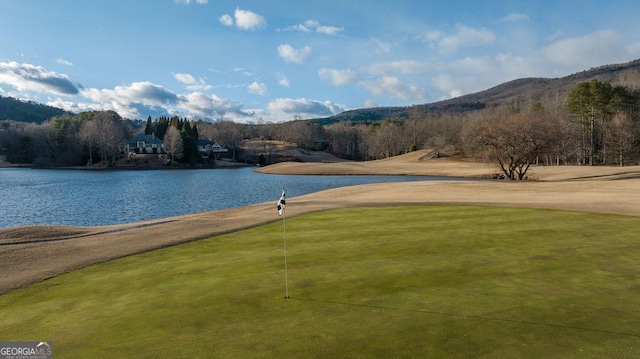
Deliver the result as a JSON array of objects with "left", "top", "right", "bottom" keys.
[
  {"left": 462, "top": 113, "right": 556, "bottom": 180},
  {"left": 164, "top": 126, "right": 183, "bottom": 164},
  {"left": 93, "top": 111, "right": 125, "bottom": 165},
  {"left": 79, "top": 120, "right": 99, "bottom": 165},
  {"left": 606, "top": 111, "right": 637, "bottom": 166}
]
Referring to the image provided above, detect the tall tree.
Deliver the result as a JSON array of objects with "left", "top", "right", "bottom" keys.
[
  {"left": 606, "top": 111, "right": 637, "bottom": 166},
  {"left": 155, "top": 117, "right": 169, "bottom": 140},
  {"left": 144, "top": 116, "right": 153, "bottom": 135},
  {"left": 407, "top": 106, "right": 427, "bottom": 151},
  {"left": 179, "top": 120, "right": 199, "bottom": 165},
  {"left": 79, "top": 119, "right": 99, "bottom": 165},
  {"left": 94, "top": 111, "right": 125, "bottom": 165},
  {"left": 566, "top": 79, "right": 613, "bottom": 165},
  {"left": 163, "top": 126, "right": 183, "bottom": 164}
]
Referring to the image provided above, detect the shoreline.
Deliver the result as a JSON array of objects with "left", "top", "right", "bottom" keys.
[{"left": 2, "top": 150, "right": 640, "bottom": 295}]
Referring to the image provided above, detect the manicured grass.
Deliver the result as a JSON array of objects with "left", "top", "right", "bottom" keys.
[{"left": 1, "top": 206, "right": 640, "bottom": 358}]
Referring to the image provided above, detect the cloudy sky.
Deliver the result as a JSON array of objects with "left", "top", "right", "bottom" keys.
[{"left": 1, "top": 1, "right": 640, "bottom": 123}]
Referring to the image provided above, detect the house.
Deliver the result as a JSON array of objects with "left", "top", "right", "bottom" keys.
[
  {"left": 197, "top": 140, "right": 229, "bottom": 157},
  {"left": 126, "top": 133, "right": 165, "bottom": 154},
  {"left": 313, "top": 136, "right": 327, "bottom": 151}
]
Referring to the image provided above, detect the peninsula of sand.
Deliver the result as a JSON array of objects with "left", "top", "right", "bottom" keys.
[{"left": 2, "top": 149, "right": 639, "bottom": 294}]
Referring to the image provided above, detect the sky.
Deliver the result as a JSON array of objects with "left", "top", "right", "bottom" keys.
[{"left": 1, "top": 1, "right": 640, "bottom": 123}]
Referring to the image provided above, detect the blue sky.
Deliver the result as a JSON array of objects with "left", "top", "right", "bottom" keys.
[{"left": 1, "top": 0, "right": 640, "bottom": 123}]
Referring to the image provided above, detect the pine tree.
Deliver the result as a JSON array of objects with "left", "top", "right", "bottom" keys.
[{"left": 144, "top": 116, "right": 153, "bottom": 135}]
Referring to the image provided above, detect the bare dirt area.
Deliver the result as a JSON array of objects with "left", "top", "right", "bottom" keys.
[{"left": 2, "top": 149, "right": 640, "bottom": 295}]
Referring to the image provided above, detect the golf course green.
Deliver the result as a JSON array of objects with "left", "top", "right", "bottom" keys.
[{"left": 1, "top": 205, "right": 639, "bottom": 358}]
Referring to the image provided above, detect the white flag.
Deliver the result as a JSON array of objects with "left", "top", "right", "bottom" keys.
[{"left": 277, "top": 189, "right": 286, "bottom": 216}]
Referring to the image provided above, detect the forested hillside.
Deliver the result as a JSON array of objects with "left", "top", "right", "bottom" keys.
[
  {"left": 320, "top": 59, "right": 640, "bottom": 123},
  {"left": 0, "top": 96, "right": 67, "bottom": 124}
]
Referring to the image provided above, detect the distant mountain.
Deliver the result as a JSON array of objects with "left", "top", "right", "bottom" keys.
[
  {"left": 0, "top": 96, "right": 68, "bottom": 124},
  {"left": 3, "top": 58, "right": 640, "bottom": 126},
  {"left": 318, "top": 58, "right": 640, "bottom": 123}
]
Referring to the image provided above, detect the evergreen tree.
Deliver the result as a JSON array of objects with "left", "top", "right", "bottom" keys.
[
  {"left": 155, "top": 117, "right": 169, "bottom": 140},
  {"left": 567, "top": 79, "right": 614, "bottom": 165},
  {"left": 179, "top": 122, "right": 199, "bottom": 165},
  {"left": 144, "top": 116, "right": 153, "bottom": 135},
  {"left": 170, "top": 116, "right": 180, "bottom": 130}
]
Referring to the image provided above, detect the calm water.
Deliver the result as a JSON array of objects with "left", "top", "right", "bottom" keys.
[{"left": 0, "top": 167, "right": 463, "bottom": 228}]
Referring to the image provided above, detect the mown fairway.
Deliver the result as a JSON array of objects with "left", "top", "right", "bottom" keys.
[{"left": 1, "top": 206, "right": 639, "bottom": 358}]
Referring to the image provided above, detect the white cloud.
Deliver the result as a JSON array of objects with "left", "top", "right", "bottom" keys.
[
  {"left": 277, "top": 74, "right": 290, "bottom": 87},
  {"left": 0, "top": 61, "right": 79, "bottom": 95},
  {"left": 431, "top": 75, "right": 464, "bottom": 99},
  {"left": 73, "top": 82, "right": 177, "bottom": 119},
  {"left": 46, "top": 99, "right": 94, "bottom": 113},
  {"left": 417, "top": 29, "right": 639, "bottom": 101},
  {"left": 65, "top": 82, "right": 247, "bottom": 120},
  {"left": 316, "top": 25, "right": 343, "bottom": 36},
  {"left": 281, "top": 20, "right": 343, "bottom": 35},
  {"left": 56, "top": 58, "right": 73, "bottom": 66},
  {"left": 177, "top": 92, "right": 247, "bottom": 119},
  {"left": 368, "top": 38, "right": 395, "bottom": 53},
  {"left": 319, "top": 66, "right": 429, "bottom": 102},
  {"left": 219, "top": 14, "right": 234, "bottom": 27},
  {"left": 502, "top": 13, "right": 529, "bottom": 22},
  {"left": 449, "top": 56, "right": 493, "bottom": 73},
  {"left": 538, "top": 30, "right": 628, "bottom": 70},
  {"left": 267, "top": 98, "right": 343, "bottom": 117},
  {"left": 366, "top": 60, "right": 432, "bottom": 76},
  {"left": 175, "top": 0, "right": 207, "bottom": 4},
  {"left": 424, "top": 24, "right": 496, "bottom": 54},
  {"left": 277, "top": 44, "right": 312, "bottom": 64},
  {"left": 361, "top": 76, "right": 428, "bottom": 102},
  {"left": 219, "top": 8, "right": 266, "bottom": 30},
  {"left": 318, "top": 68, "right": 360, "bottom": 86},
  {"left": 423, "top": 31, "right": 442, "bottom": 42},
  {"left": 172, "top": 72, "right": 211, "bottom": 91},
  {"left": 247, "top": 81, "right": 269, "bottom": 95},
  {"left": 627, "top": 41, "right": 640, "bottom": 56},
  {"left": 81, "top": 82, "right": 178, "bottom": 110},
  {"left": 362, "top": 100, "right": 378, "bottom": 108},
  {"left": 173, "top": 72, "right": 197, "bottom": 85},
  {"left": 236, "top": 98, "right": 346, "bottom": 123},
  {"left": 234, "top": 8, "right": 266, "bottom": 30}
]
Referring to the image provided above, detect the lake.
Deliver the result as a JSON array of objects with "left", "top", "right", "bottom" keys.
[{"left": 0, "top": 167, "right": 465, "bottom": 228}]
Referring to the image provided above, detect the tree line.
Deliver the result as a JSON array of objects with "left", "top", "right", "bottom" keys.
[
  {"left": 0, "top": 112, "right": 222, "bottom": 167},
  {"left": 1, "top": 80, "right": 639, "bottom": 178},
  {"left": 1, "top": 110, "right": 134, "bottom": 166},
  {"left": 263, "top": 79, "right": 639, "bottom": 179}
]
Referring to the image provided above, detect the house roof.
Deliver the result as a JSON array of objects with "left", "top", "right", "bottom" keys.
[
  {"left": 129, "top": 133, "right": 164, "bottom": 144},
  {"left": 197, "top": 140, "right": 228, "bottom": 152}
]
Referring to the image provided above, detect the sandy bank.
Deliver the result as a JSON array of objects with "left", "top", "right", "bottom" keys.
[
  {"left": 1, "top": 150, "right": 640, "bottom": 295},
  {"left": 255, "top": 150, "right": 640, "bottom": 181}
]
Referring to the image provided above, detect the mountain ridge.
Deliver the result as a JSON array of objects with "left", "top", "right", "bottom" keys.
[{"left": 319, "top": 58, "right": 640, "bottom": 123}]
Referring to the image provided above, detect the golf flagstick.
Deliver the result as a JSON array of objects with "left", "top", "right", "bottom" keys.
[{"left": 277, "top": 188, "right": 289, "bottom": 299}]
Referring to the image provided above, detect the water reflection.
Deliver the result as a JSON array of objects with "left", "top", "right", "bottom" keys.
[{"left": 0, "top": 167, "right": 465, "bottom": 228}]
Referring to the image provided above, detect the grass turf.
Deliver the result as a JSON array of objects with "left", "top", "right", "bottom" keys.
[{"left": 1, "top": 206, "right": 639, "bottom": 358}]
